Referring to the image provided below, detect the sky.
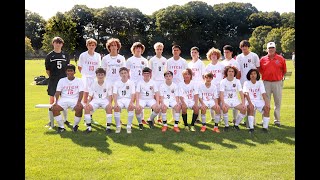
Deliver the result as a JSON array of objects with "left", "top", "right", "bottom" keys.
[{"left": 25, "top": 0, "right": 295, "bottom": 20}]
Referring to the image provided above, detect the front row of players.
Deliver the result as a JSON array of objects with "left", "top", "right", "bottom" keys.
[{"left": 51, "top": 64, "right": 270, "bottom": 134}]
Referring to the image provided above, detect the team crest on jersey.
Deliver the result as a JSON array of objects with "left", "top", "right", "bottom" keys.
[
  {"left": 276, "top": 60, "right": 279, "bottom": 64},
  {"left": 62, "top": 55, "right": 65, "bottom": 58},
  {"left": 141, "top": 61, "right": 145, "bottom": 65},
  {"left": 233, "top": 84, "right": 236, "bottom": 87},
  {"left": 248, "top": 59, "right": 251, "bottom": 63},
  {"left": 171, "top": 89, "right": 174, "bottom": 93},
  {"left": 162, "top": 62, "right": 165, "bottom": 65},
  {"left": 150, "top": 86, "right": 153, "bottom": 90},
  {"left": 126, "top": 86, "right": 129, "bottom": 89},
  {"left": 103, "top": 88, "right": 107, "bottom": 92},
  {"left": 117, "top": 59, "right": 121, "bottom": 63}
]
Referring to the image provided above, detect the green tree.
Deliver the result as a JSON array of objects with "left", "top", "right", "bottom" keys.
[
  {"left": 42, "top": 12, "right": 78, "bottom": 55},
  {"left": 25, "top": 9, "right": 47, "bottom": 50},
  {"left": 25, "top": 36, "right": 35, "bottom": 58},
  {"left": 280, "top": 12, "right": 295, "bottom": 28},
  {"left": 249, "top": 26, "right": 272, "bottom": 57},
  {"left": 248, "top": 11, "right": 281, "bottom": 29},
  {"left": 264, "top": 27, "right": 289, "bottom": 54},
  {"left": 281, "top": 28, "right": 295, "bottom": 55}
]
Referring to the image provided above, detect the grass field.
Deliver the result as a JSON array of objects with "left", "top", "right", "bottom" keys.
[{"left": 25, "top": 59, "right": 295, "bottom": 179}]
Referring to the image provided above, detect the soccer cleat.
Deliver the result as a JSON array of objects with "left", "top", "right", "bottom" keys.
[
  {"left": 224, "top": 126, "right": 229, "bottom": 132},
  {"left": 139, "top": 124, "right": 143, "bottom": 130},
  {"left": 142, "top": 119, "right": 148, "bottom": 124},
  {"left": 200, "top": 126, "right": 206, "bottom": 132},
  {"left": 157, "top": 119, "right": 163, "bottom": 124},
  {"left": 234, "top": 125, "right": 240, "bottom": 131},
  {"left": 85, "top": 128, "right": 92, "bottom": 133},
  {"left": 72, "top": 125, "right": 79, "bottom": 132},
  {"left": 184, "top": 126, "right": 190, "bottom": 131},
  {"left": 115, "top": 127, "right": 121, "bottom": 133},
  {"left": 45, "top": 122, "right": 54, "bottom": 128},
  {"left": 64, "top": 120, "right": 72, "bottom": 126},
  {"left": 212, "top": 127, "right": 220, "bottom": 133},
  {"left": 148, "top": 121, "right": 154, "bottom": 129},
  {"left": 195, "top": 119, "right": 201, "bottom": 124},
  {"left": 127, "top": 128, "right": 132, "bottom": 134},
  {"left": 161, "top": 126, "right": 168, "bottom": 132},
  {"left": 249, "top": 128, "right": 254, "bottom": 134},
  {"left": 173, "top": 127, "right": 180, "bottom": 133},
  {"left": 262, "top": 128, "right": 269, "bottom": 133},
  {"left": 57, "top": 127, "right": 66, "bottom": 133},
  {"left": 274, "top": 121, "right": 281, "bottom": 127},
  {"left": 106, "top": 128, "right": 112, "bottom": 134},
  {"left": 190, "top": 126, "right": 196, "bottom": 132}
]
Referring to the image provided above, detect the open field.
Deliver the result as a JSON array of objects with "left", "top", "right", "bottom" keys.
[{"left": 25, "top": 59, "right": 295, "bottom": 179}]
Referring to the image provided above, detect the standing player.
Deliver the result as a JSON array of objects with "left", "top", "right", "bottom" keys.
[
  {"left": 83, "top": 68, "right": 113, "bottom": 133},
  {"left": 205, "top": 47, "right": 225, "bottom": 122},
  {"left": 220, "top": 66, "right": 246, "bottom": 131},
  {"left": 101, "top": 38, "right": 126, "bottom": 84},
  {"left": 221, "top": 45, "right": 241, "bottom": 125},
  {"left": 243, "top": 69, "right": 270, "bottom": 133},
  {"left": 159, "top": 71, "right": 181, "bottom": 132},
  {"left": 198, "top": 72, "right": 221, "bottom": 133},
  {"left": 135, "top": 67, "right": 160, "bottom": 130},
  {"left": 167, "top": 45, "right": 188, "bottom": 85},
  {"left": 51, "top": 64, "right": 84, "bottom": 133},
  {"left": 179, "top": 68, "right": 199, "bottom": 132},
  {"left": 126, "top": 42, "right": 149, "bottom": 124},
  {"left": 149, "top": 42, "right": 167, "bottom": 124},
  {"left": 113, "top": 67, "right": 136, "bottom": 134},
  {"left": 45, "top": 36, "right": 70, "bottom": 129}
]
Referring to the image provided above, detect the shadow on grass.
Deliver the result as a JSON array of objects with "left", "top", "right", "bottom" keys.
[{"left": 45, "top": 117, "right": 295, "bottom": 154}]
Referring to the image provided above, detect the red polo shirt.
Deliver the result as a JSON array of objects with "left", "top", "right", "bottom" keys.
[{"left": 259, "top": 54, "right": 287, "bottom": 81}]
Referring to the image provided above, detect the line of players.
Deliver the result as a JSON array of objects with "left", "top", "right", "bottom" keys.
[{"left": 50, "top": 38, "right": 271, "bottom": 134}]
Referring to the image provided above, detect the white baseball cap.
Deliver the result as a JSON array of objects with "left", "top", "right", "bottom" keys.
[{"left": 267, "top": 42, "right": 276, "bottom": 48}]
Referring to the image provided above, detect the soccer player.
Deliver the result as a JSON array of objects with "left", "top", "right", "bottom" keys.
[
  {"left": 51, "top": 64, "right": 84, "bottom": 133},
  {"left": 221, "top": 45, "right": 241, "bottom": 125},
  {"left": 167, "top": 45, "right": 188, "bottom": 85},
  {"left": 77, "top": 38, "right": 101, "bottom": 104},
  {"left": 113, "top": 67, "right": 136, "bottom": 134},
  {"left": 198, "top": 72, "right": 221, "bottom": 133},
  {"left": 101, "top": 38, "right": 126, "bottom": 84},
  {"left": 243, "top": 69, "right": 270, "bottom": 133},
  {"left": 135, "top": 67, "right": 160, "bottom": 130},
  {"left": 126, "top": 42, "right": 149, "bottom": 124},
  {"left": 179, "top": 68, "right": 199, "bottom": 132},
  {"left": 205, "top": 47, "right": 225, "bottom": 122},
  {"left": 159, "top": 71, "right": 181, "bottom": 132},
  {"left": 45, "top": 36, "right": 70, "bottom": 128},
  {"left": 220, "top": 66, "right": 246, "bottom": 131},
  {"left": 83, "top": 68, "right": 113, "bottom": 133},
  {"left": 149, "top": 42, "right": 167, "bottom": 124}
]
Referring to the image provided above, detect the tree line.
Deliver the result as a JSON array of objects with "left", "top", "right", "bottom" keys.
[{"left": 25, "top": 1, "right": 295, "bottom": 59}]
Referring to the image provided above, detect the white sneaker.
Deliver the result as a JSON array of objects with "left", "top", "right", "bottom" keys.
[
  {"left": 127, "top": 128, "right": 132, "bottom": 134},
  {"left": 116, "top": 127, "right": 121, "bottom": 133}
]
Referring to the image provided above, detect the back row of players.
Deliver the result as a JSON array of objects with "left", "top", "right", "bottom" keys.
[{"left": 46, "top": 37, "right": 277, "bottom": 134}]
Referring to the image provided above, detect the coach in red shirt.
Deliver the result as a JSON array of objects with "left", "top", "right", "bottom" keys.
[{"left": 259, "top": 42, "right": 287, "bottom": 127}]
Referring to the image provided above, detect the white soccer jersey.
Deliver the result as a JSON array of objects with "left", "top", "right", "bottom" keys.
[
  {"left": 167, "top": 57, "right": 188, "bottom": 84},
  {"left": 179, "top": 80, "right": 199, "bottom": 101},
  {"left": 220, "top": 78, "right": 242, "bottom": 100},
  {"left": 77, "top": 51, "right": 101, "bottom": 77},
  {"left": 88, "top": 80, "right": 112, "bottom": 100},
  {"left": 199, "top": 83, "right": 219, "bottom": 101},
  {"left": 242, "top": 80, "right": 266, "bottom": 101},
  {"left": 236, "top": 52, "right": 260, "bottom": 85},
  {"left": 113, "top": 79, "right": 136, "bottom": 100},
  {"left": 149, "top": 56, "right": 167, "bottom": 81},
  {"left": 126, "top": 56, "right": 149, "bottom": 84},
  {"left": 136, "top": 79, "right": 158, "bottom": 100},
  {"left": 221, "top": 59, "right": 240, "bottom": 72},
  {"left": 56, "top": 77, "right": 84, "bottom": 99},
  {"left": 188, "top": 59, "right": 206, "bottom": 82},
  {"left": 159, "top": 82, "right": 179, "bottom": 102},
  {"left": 205, "top": 62, "right": 225, "bottom": 88},
  {"left": 101, "top": 54, "right": 126, "bottom": 82}
]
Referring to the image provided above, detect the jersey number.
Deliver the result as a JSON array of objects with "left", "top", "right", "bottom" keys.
[
  {"left": 122, "top": 90, "right": 126, "bottom": 96},
  {"left": 112, "top": 68, "right": 116, "bottom": 74},
  {"left": 158, "top": 66, "right": 162, "bottom": 71},
  {"left": 57, "top": 61, "right": 62, "bottom": 69},
  {"left": 243, "top": 63, "right": 248, "bottom": 68},
  {"left": 146, "top": 91, "right": 149, "bottom": 96},
  {"left": 167, "top": 94, "right": 170, "bottom": 99}
]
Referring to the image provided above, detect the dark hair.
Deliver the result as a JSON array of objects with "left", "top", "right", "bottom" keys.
[
  {"left": 164, "top": 70, "right": 173, "bottom": 77},
  {"left": 119, "top": 67, "right": 129, "bottom": 73},
  {"left": 172, "top": 44, "right": 181, "bottom": 50},
  {"left": 142, "top": 67, "right": 152, "bottom": 73},
  {"left": 204, "top": 72, "right": 213, "bottom": 79},
  {"left": 182, "top": 68, "right": 193, "bottom": 80},
  {"left": 95, "top": 67, "right": 106, "bottom": 75},
  {"left": 246, "top": 69, "right": 260, "bottom": 81},
  {"left": 66, "top": 64, "right": 76, "bottom": 72},
  {"left": 52, "top": 37, "right": 64, "bottom": 44},
  {"left": 223, "top": 45, "right": 233, "bottom": 52},
  {"left": 223, "top": 65, "right": 238, "bottom": 77},
  {"left": 239, "top": 40, "right": 250, "bottom": 48}
]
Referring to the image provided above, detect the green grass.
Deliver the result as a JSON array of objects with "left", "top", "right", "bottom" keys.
[{"left": 25, "top": 59, "right": 295, "bottom": 179}]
